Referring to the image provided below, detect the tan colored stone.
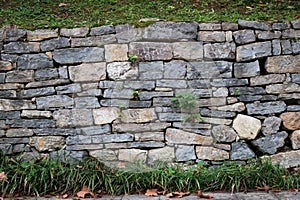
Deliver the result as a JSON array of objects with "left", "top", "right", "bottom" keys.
[
  {"left": 29, "top": 136, "right": 65, "bottom": 152},
  {"left": 202, "top": 117, "right": 232, "bottom": 125},
  {"left": 148, "top": 146, "right": 175, "bottom": 164},
  {"left": 166, "top": 128, "right": 214, "bottom": 145},
  {"left": 212, "top": 102, "right": 245, "bottom": 112},
  {"left": 113, "top": 122, "right": 171, "bottom": 133},
  {"left": 265, "top": 55, "right": 300, "bottom": 73},
  {"left": 232, "top": 114, "right": 261, "bottom": 140},
  {"left": 6, "top": 128, "right": 33, "bottom": 137},
  {"left": 21, "top": 110, "right": 52, "bottom": 118},
  {"left": 268, "top": 150, "right": 300, "bottom": 168},
  {"left": 196, "top": 146, "right": 229, "bottom": 161},
  {"left": 105, "top": 44, "right": 128, "bottom": 62},
  {"left": 119, "top": 149, "right": 147, "bottom": 162},
  {"left": 290, "top": 130, "right": 300, "bottom": 149},
  {"left": 93, "top": 107, "right": 120, "bottom": 125},
  {"left": 27, "top": 29, "right": 58, "bottom": 41},
  {"left": 0, "top": 60, "right": 14, "bottom": 71},
  {"left": 53, "top": 109, "right": 93, "bottom": 128},
  {"left": 173, "top": 42, "right": 203, "bottom": 60},
  {"left": 90, "top": 149, "right": 118, "bottom": 161},
  {"left": 135, "top": 132, "right": 164, "bottom": 142},
  {"left": 281, "top": 112, "right": 300, "bottom": 130},
  {"left": 0, "top": 99, "right": 36, "bottom": 111},
  {"left": 0, "top": 83, "right": 24, "bottom": 90},
  {"left": 266, "top": 83, "right": 300, "bottom": 94},
  {"left": 121, "top": 108, "right": 157, "bottom": 123},
  {"left": 69, "top": 62, "right": 106, "bottom": 82}
]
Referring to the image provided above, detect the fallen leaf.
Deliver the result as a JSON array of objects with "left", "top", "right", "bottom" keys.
[
  {"left": 145, "top": 189, "right": 159, "bottom": 197},
  {"left": 173, "top": 191, "right": 190, "bottom": 198},
  {"left": 197, "top": 190, "right": 214, "bottom": 199},
  {"left": 246, "top": 6, "right": 253, "bottom": 10},
  {"left": 62, "top": 194, "right": 68, "bottom": 198},
  {"left": 77, "top": 185, "right": 94, "bottom": 198},
  {"left": 166, "top": 193, "right": 173, "bottom": 198},
  {"left": 256, "top": 185, "right": 270, "bottom": 191},
  {"left": 0, "top": 172, "right": 8, "bottom": 181},
  {"left": 59, "top": 3, "right": 68, "bottom": 7}
]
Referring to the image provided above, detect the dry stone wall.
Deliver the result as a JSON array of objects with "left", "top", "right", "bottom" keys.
[{"left": 0, "top": 20, "right": 300, "bottom": 168}]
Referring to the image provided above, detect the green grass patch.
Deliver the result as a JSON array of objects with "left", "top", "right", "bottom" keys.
[
  {"left": 0, "top": 150, "right": 299, "bottom": 197},
  {"left": 0, "top": 0, "right": 299, "bottom": 29}
]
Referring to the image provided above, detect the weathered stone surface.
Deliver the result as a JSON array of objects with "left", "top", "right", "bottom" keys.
[
  {"left": 119, "top": 149, "right": 147, "bottom": 162},
  {"left": 213, "top": 87, "right": 228, "bottom": 97},
  {"left": 175, "top": 145, "right": 196, "bottom": 161},
  {"left": 30, "top": 136, "right": 65, "bottom": 152},
  {"left": 246, "top": 101, "right": 286, "bottom": 115},
  {"left": 6, "top": 128, "right": 33, "bottom": 137},
  {"left": 123, "top": 81, "right": 155, "bottom": 90},
  {"left": 213, "top": 102, "right": 246, "bottom": 112},
  {"left": 139, "top": 61, "right": 164, "bottom": 80},
  {"left": 27, "top": 29, "right": 58, "bottom": 41},
  {"left": 0, "top": 111, "right": 20, "bottom": 119},
  {"left": 116, "top": 27, "right": 143, "bottom": 43},
  {"left": 196, "top": 146, "right": 229, "bottom": 161},
  {"left": 261, "top": 116, "right": 282, "bottom": 136},
  {"left": 233, "top": 114, "right": 261, "bottom": 140},
  {"left": 0, "top": 90, "right": 16, "bottom": 98},
  {"left": 135, "top": 132, "right": 164, "bottom": 142},
  {"left": 250, "top": 74, "right": 285, "bottom": 86},
  {"left": 266, "top": 83, "right": 300, "bottom": 94},
  {"left": 80, "top": 125, "right": 111, "bottom": 136},
  {"left": 129, "top": 42, "right": 172, "bottom": 61},
  {"left": 107, "top": 62, "right": 138, "bottom": 80},
  {"left": 292, "top": 41, "right": 300, "bottom": 54},
  {"left": 105, "top": 44, "right": 128, "bottom": 62},
  {"left": 53, "top": 47, "right": 104, "bottom": 64},
  {"left": 50, "top": 150, "right": 87, "bottom": 163},
  {"left": 280, "top": 112, "right": 300, "bottom": 130},
  {"left": 292, "top": 20, "right": 300, "bottom": 29},
  {"left": 198, "top": 31, "right": 225, "bottom": 42},
  {"left": 103, "top": 89, "right": 133, "bottom": 99},
  {"left": 236, "top": 42, "right": 271, "bottom": 61},
  {"left": 287, "top": 105, "right": 300, "bottom": 111},
  {"left": 290, "top": 130, "right": 300, "bottom": 149},
  {"left": 90, "top": 149, "right": 118, "bottom": 161},
  {"left": 93, "top": 107, "right": 120, "bottom": 125},
  {"left": 113, "top": 122, "right": 170, "bottom": 133},
  {"left": 121, "top": 108, "right": 157, "bottom": 123},
  {"left": 265, "top": 55, "right": 300, "bottom": 73},
  {"left": 53, "top": 109, "right": 93, "bottom": 128},
  {"left": 4, "top": 42, "right": 40, "bottom": 54},
  {"left": 33, "top": 128, "right": 78, "bottom": 136},
  {"left": 17, "top": 54, "right": 53, "bottom": 70},
  {"left": 0, "top": 99, "right": 36, "bottom": 111},
  {"left": 157, "top": 80, "right": 187, "bottom": 88},
  {"left": 211, "top": 79, "right": 248, "bottom": 87},
  {"left": 231, "top": 142, "right": 255, "bottom": 160},
  {"left": 234, "top": 61, "right": 260, "bottom": 78},
  {"left": 0, "top": 60, "right": 13, "bottom": 71},
  {"left": 0, "top": 73, "right": 5, "bottom": 84},
  {"left": 252, "top": 131, "right": 288, "bottom": 154},
  {"left": 187, "top": 61, "right": 232, "bottom": 79},
  {"left": 269, "top": 150, "right": 300, "bottom": 168},
  {"left": 282, "top": 29, "right": 300, "bottom": 38},
  {"left": 198, "top": 98, "right": 227, "bottom": 107},
  {"left": 60, "top": 27, "right": 89, "bottom": 37},
  {"left": 281, "top": 40, "right": 292, "bottom": 54},
  {"left": 69, "top": 62, "right": 106, "bottom": 82},
  {"left": 71, "top": 35, "right": 116, "bottom": 47},
  {"left": 272, "top": 39, "right": 281, "bottom": 55},
  {"left": 36, "top": 95, "right": 74, "bottom": 109},
  {"left": 173, "top": 42, "right": 203, "bottom": 60},
  {"left": 3, "top": 28, "right": 26, "bottom": 41},
  {"left": 238, "top": 20, "right": 271, "bottom": 30},
  {"left": 20, "top": 87, "right": 56, "bottom": 98},
  {"left": 212, "top": 125, "right": 237, "bottom": 142},
  {"left": 233, "top": 30, "right": 256, "bottom": 44},
  {"left": 67, "top": 133, "right": 134, "bottom": 145},
  {"left": 56, "top": 83, "right": 81, "bottom": 94},
  {"left": 74, "top": 97, "right": 100, "bottom": 108},
  {"left": 6, "top": 70, "right": 34, "bottom": 83},
  {"left": 35, "top": 68, "right": 59, "bottom": 81},
  {"left": 200, "top": 108, "right": 235, "bottom": 118},
  {"left": 204, "top": 42, "right": 235, "bottom": 60},
  {"left": 199, "top": 23, "right": 221, "bottom": 30},
  {"left": 273, "top": 22, "right": 289, "bottom": 30},
  {"left": 222, "top": 22, "right": 238, "bottom": 30},
  {"left": 128, "top": 141, "right": 165, "bottom": 148},
  {"left": 163, "top": 60, "right": 186, "bottom": 79},
  {"left": 21, "top": 110, "right": 52, "bottom": 118},
  {"left": 40, "top": 37, "right": 70, "bottom": 51},
  {"left": 256, "top": 30, "right": 281, "bottom": 40},
  {"left": 144, "top": 22, "right": 197, "bottom": 40},
  {"left": 8, "top": 119, "right": 55, "bottom": 128},
  {"left": 166, "top": 128, "right": 213, "bottom": 145},
  {"left": 90, "top": 25, "right": 115, "bottom": 36},
  {"left": 148, "top": 146, "right": 175, "bottom": 164}
]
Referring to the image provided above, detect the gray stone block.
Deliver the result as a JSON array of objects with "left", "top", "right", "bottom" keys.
[
  {"left": 237, "top": 41, "right": 272, "bottom": 61},
  {"left": 187, "top": 80, "right": 211, "bottom": 89},
  {"left": 103, "top": 89, "right": 133, "bottom": 99},
  {"left": 90, "top": 25, "right": 115, "bottom": 35},
  {"left": 74, "top": 97, "right": 100, "bottom": 108},
  {"left": 233, "top": 30, "right": 256, "bottom": 44},
  {"left": 238, "top": 20, "right": 271, "bottom": 30},
  {"left": 222, "top": 22, "right": 238, "bottom": 30},
  {"left": 175, "top": 145, "right": 196, "bottom": 161},
  {"left": 262, "top": 116, "right": 282, "bottom": 135},
  {"left": 156, "top": 80, "right": 187, "bottom": 88},
  {"left": 8, "top": 119, "right": 55, "bottom": 128},
  {"left": 53, "top": 109, "right": 93, "bottom": 128},
  {"left": 139, "top": 61, "right": 164, "bottom": 80},
  {"left": 265, "top": 55, "right": 300, "bottom": 73},
  {"left": 211, "top": 78, "right": 248, "bottom": 87},
  {"left": 3, "top": 28, "right": 26, "bottom": 41},
  {"left": 80, "top": 125, "right": 111, "bottom": 135},
  {"left": 272, "top": 39, "right": 281, "bottom": 55},
  {"left": 272, "top": 22, "right": 289, "bottom": 30},
  {"left": 204, "top": 42, "right": 235, "bottom": 60},
  {"left": 200, "top": 108, "right": 236, "bottom": 118},
  {"left": 187, "top": 61, "right": 232, "bottom": 79},
  {"left": 5, "top": 70, "right": 34, "bottom": 83},
  {"left": 40, "top": 37, "right": 70, "bottom": 51},
  {"left": 252, "top": 131, "right": 288, "bottom": 154},
  {"left": 0, "top": 73, "right": 5, "bottom": 83},
  {"left": 234, "top": 60, "right": 260, "bottom": 78},
  {"left": 231, "top": 142, "right": 255, "bottom": 160},
  {"left": 256, "top": 30, "right": 281, "bottom": 40},
  {"left": 36, "top": 95, "right": 74, "bottom": 109},
  {"left": 107, "top": 62, "right": 138, "bottom": 80},
  {"left": 198, "top": 31, "right": 226, "bottom": 42},
  {"left": 50, "top": 150, "right": 88, "bottom": 163},
  {"left": 139, "top": 91, "right": 174, "bottom": 100},
  {"left": 128, "top": 141, "right": 165, "bottom": 148},
  {"left": 0, "top": 90, "right": 16, "bottom": 98},
  {"left": 291, "top": 20, "right": 300, "bottom": 29},
  {"left": 292, "top": 41, "right": 300, "bottom": 54},
  {"left": 26, "top": 29, "right": 58, "bottom": 41},
  {"left": 287, "top": 105, "right": 300, "bottom": 111},
  {"left": 0, "top": 111, "right": 20, "bottom": 119},
  {"left": 71, "top": 35, "right": 116, "bottom": 47},
  {"left": 164, "top": 60, "right": 187, "bottom": 79},
  {"left": 0, "top": 144, "right": 13, "bottom": 154},
  {"left": 129, "top": 42, "right": 172, "bottom": 61},
  {"left": 237, "top": 95, "right": 277, "bottom": 102},
  {"left": 17, "top": 54, "right": 53, "bottom": 70},
  {"left": 229, "top": 87, "right": 266, "bottom": 95},
  {"left": 6, "top": 128, "right": 34, "bottom": 137},
  {"left": 4, "top": 42, "right": 40, "bottom": 54},
  {"left": 212, "top": 125, "right": 237, "bottom": 142},
  {"left": 246, "top": 101, "right": 286, "bottom": 115},
  {"left": 56, "top": 83, "right": 81, "bottom": 95},
  {"left": 292, "top": 74, "right": 300, "bottom": 83},
  {"left": 66, "top": 133, "right": 134, "bottom": 145},
  {"left": 0, "top": 99, "right": 36, "bottom": 111},
  {"left": 60, "top": 27, "right": 89, "bottom": 37},
  {"left": 199, "top": 23, "right": 222, "bottom": 30},
  {"left": 128, "top": 101, "right": 152, "bottom": 108},
  {"left": 281, "top": 40, "right": 292, "bottom": 54},
  {"left": 34, "top": 68, "right": 59, "bottom": 81},
  {"left": 250, "top": 74, "right": 286, "bottom": 86},
  {"left": 33, "top": 128, "right": 78, "bottom": 136},
  {"left": 173, "top": 42, "right": 203, "bottom": 60},
  {"left": 123, "top": 81, "right": 155, "bottom": 90},
  {"left": 19, "top": 87, "right": 55, "bottom": 98}
]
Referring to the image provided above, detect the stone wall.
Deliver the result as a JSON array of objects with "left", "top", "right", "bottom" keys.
[{"left": 0, "top": 20, "right": 300, "bottom": 168}]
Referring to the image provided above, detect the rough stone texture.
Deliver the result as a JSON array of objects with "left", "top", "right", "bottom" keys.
[
  {"left": 29, "top": 136, "right": 65, "bottom": 152},
  {"left": 231, "top": 142, "right": 255, "bottom": 160},
  {"left": 27, "top": 29, "right": 58, "bottom": 41},
  {"left": 212, "top": 125, "right": 237, "bottom": 142},
  {"left": 204, "top": 42, "right": 235, "bottom": 60},
  {"left": 234, "top": 60, "right": 260, "bottom": 78},
  {"left": 53, "top": 109, "right": 93, "bottom": 128},
  {"left": 233, "top": 30, "right": 256, "bottom": 44},
  {"left": 166, "top": 128, "right": 213, "bottom": 145},
  {"left": 93, "top": 107, "right": 120, "bottom": 125},
  {"left": 196, "top": 146, "right": 229, "bottom": 161},
  {"left": 105, "top": 44, "right": 128, "bottom": 62},
  {"left": 119, "top": 149, "right": 147, "bottom": 162},
  {"left": 90, "top": 25, "right": 115, "bottom": 36},
  {"left": 187, "top": 61, "right": 232, "bottom": 79},
  {"left": 6, "top": 70, "right": 34, "bottom": 83},
  {"left": 265, "top": 55, "right": 300, "bottom": 73},
  {"left": 175, "top": 145, "right": 196, "bottom": 161},
  {"left": 232, "top": 114, "right": 261, "bottom": 140},
  {"left": 290, "top": 130, "right": 300, "bottom": 149},
  {"left": 198, "top": 31, "right": 225, "bottom": 42},
  {"left": 0, "top": 60, "right": 14, "bottom": 71},
  {"left": 4, "top": 42, "right": 40, "bottom": 54},
  {"left": 280, "top": 112, "right": 300, "bottom": 130},
  {"left": 261, "top": 116, "right": 282, "bottom": 135},
  {"left": 121, "top": 108, "right": 157, "bottom": 123},
  {"left": 90, "top": 149, "right": 118, "bottom": 161},
  {"left": 71, "top": 35, "right": 116, "bottom": 47},
  {"left": 107, "top": 62, "right": 138, "bottom": 80},
  {"left": 236, "top": 42, "right": 271, "bottom": 61},
  {"left": 36, "top": 95, "right": 74, "bottom": 109},
  {"left": 17, "top": 54, "right": 53, "bottom": 70},
  {"left": 2, "top": 28, "right": 26, "bottom": 41},
  {"left": 173, "top": 42, "right": 203, "bottom": 60},
  {"left": 40, "top": 37, "right": 70, "bottom": 51},
  {"left": 238, "top": 20, "right": 271, "bottom": 30},
  {"left": 0, "top": 99, "right": 36, "bottom": 111},
  {"left": 252, "top": 131, "right": 288, "bottom": 154},
  {"left": 250, "top": 74, "right": 286, "bottom": 86},
  {"left": 60, "top": 27, "right": 89, "bottom": 37},
  {"left": 6, "top": 128, "right": 33, "bottom": 137},
  {"left": 270, "top": 150, "right": 300, "bottom": 168},
  {"left": 148, "top": 146, "right": 175, "bottom": 164},
  {"left": 266, "top": 83, "right": 300, "bottom": 94},
  {"left": 69, "top": 62, "right": 106, "bottom": 82},
  {"left": 246, "top": 101, "right": 286, "bottom": 115},
  {"left": 21, "top": 110, "right": 52, "bottom": 118},
  {"left": 139, "top": 61, "right": 163, "bottom": 80}
]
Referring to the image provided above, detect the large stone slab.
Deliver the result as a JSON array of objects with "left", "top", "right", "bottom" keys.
[
  {"left": 53, "top": 109, "right": 93, "bottom": 128},
  {"left": 17, "top": 53, "right": 53, "bottom": 70},
  {"left": 121, "top": 108, "right": 157, "bottom": 123},
  {"left": 187, "top": 61, "right": 232, "bottom": 79},
  {"left": 107, "top": 62, "right": 138, "bottom": 80},
  {"left": 93, "top": 107, "right": 120, "bottom": 125},
  {"left": 173, "top": 42, "right": 203, "bottom": 60},
  {"left": 40, "top": 37, "right": 70, "bottom": 51},
  {"left": 36, "top": 95, "right": 74, "bottom": 109},
  {"left": 238, "top": 20, "right": 271, "bottom": 30},
  {"left": 69, "top": 62, "right": 106, "bottom": 82},
  {"left": 204, "top": 42, "right": 235, "bottom": 60},
  {"left": 232, "top": 114, "right": 261, "bottom": 140},
  {"left": 266, "top": 83, "right": 300, "bottom": 94},
  {"left": 129, "top": 42, "right": 172, "bottom": 61},
  {"left": 237, "top": 42, "right": 271, "bottom": 61},
  {"left": 175, "top": 145, "right": 196, "bottom": 161},
  {"left": 196, "top": 146, "right": 229, "bottom": 161},
  {"left": 5, "top": 70, "right": 34, "bottom": 83},
  {"left": 53, "top": 47, "right": 104, "bottom": 64},
  {"left": 250, "top": 74, "right": 286, "bottom": 86},
  {"left": 252, "top": 131, "right": 288, "bottom": 154},
  {"left": 29, "top": 136, "right": 65, "bottom": 152},
  {"left": 60, "top": 27, "right": 89, "bottom": 37},
  {"left": 233, "top": 30, "right": 256, "bottom": 44},
  {"left": 265, "top": 55, "right": 300, "bottom": 73},
  {"left": 246, "top": 101, "right": 286, "bottom": 115},
  {"left": 234, "top": 60, "right": 260, "bottom": 78},
  {"left": 0, "top": 99, "right": 36, "bottom": 111},
  {"left": 2, "top": 28, "right": 26, "bottom": 41},
  {"left": 104, "top": 44, "right": 128, "bottom": 62},
  {"left": 166, "top": 128, "right": 213, "bottom": 145},
  {"left": 269, "top": 150, "right": 300, "bottom": 168},
  {"left": 280, "top": 112, "right": 300, "bottom": 130},
  {"left": 119, "top": 149, "right": 147, "bottom": 162},
  {"left": 27, "top": 29, "right": 58, "bottom": 41},
  {"left": 148, "top": 146, "right": 175, "bottom": 164},
  {"left": 231, "top": 142, "right": 255, "bottom": 160},
  {"left": 4, "top": 42, "right": 40, "bottom": 53}
]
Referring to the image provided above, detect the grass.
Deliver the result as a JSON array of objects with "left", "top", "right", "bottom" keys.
[
  {"left": 0, "top": 0, "right": 299, "bottom": 30},
  {"left": 0, "top": 150, "right": 299, "bottom": 197}
]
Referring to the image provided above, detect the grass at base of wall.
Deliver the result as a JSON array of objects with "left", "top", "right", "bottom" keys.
[
  {"left": 0, "top": 0, "right": 299, "bottom": 29},
  {"left": 0, "top": 151, "right": 299, "bottom": 197}
]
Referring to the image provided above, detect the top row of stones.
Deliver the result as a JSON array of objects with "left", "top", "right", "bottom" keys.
[{"left": 1, "top": 20, "right": 300, "bottom": 42}]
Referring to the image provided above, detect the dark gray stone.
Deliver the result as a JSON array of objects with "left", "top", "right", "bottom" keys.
[
  {"left": 246, "top": 101, "right": 286, "bottom": 115},
  {"left": 19, "top": 87, "right": 56, "bottom": 98},
  {"left": 40, "top": 37, "right": 70, "bottom": 51},
  {"left": 0, "top": 144, "right": 13, "bottom": 154},
  {"left": 164, "top": 60, "right": 186, "bottom": 79},
  {"left": 158, "top": 113, "right": 185, "bottom": 122},
  {"left": 292, "top": 74, "right": 300, "bottom": 83},
  {"left": 56, "top": 83, "right": 81, "bottom": 94},
  {"left": 144, "top": 22, "right": 198, "bottom": 40},
  {"left": 0, "top": 137, "right": 29, "bottom": 144},
  {"left": 272, "top": 39, "right": 281, "bottom": 55},
  {"left": 0, "top": 90, "right": 16, "bottom": 98},
  {"left": 233, "top": 30, "right": 256, "bottom": 44},
  {"left": 153, "top": 97, "right": 173, "bottom": 107},
  {"left": 5, "top": 70, "right": 34, "bottom": 83},
  {"left": 204, "top": 42, "right": 236, "bottom": 60},
  {"left": 4, "top": 42, "right": 40, "bottom": 53},
  {"left": 17, "top": 54, "right": 53, "bottom": 70},
  {"left": 262, "top": 116, "right": 282, "bottom": 135},
  {"left": 222, "top": 22, "right": 238, "bottom": 30},
  {"left": 128, "top": 101, "right": 152, "bottom": 108},
  {"left": 237, "top": 41, "right": 272, "bottom": 62},
  {"left": 292, "top": 41, "right": 300, "bottom": 54},
  {"left": 281, "top": 40, "right": 292, "bottom": 54},
  {"left": 128, "top": 141, "right": 165, "bottom": 148},
  {"left": 231, "top": 142, "right": 255, "bottom": 160},
  {"left": 0, "top": 73, "right": 5, "bottom": 83},
  {"left": 1, "top": 54, "right": 18, "bottom": 62},
  {"left": 3, "top": 29, "right": 26, "bottom": 41},
  {"left": 123, "top": 81, "right": 155, "bottom": 90},
  {"left": 187, "top": 80, "right": 210, "bottom": 89},
  {"left": 200, "top": 108, "right": 236, "bottom": 118},
  {"left": 33, "top": 128, "right": 78, "bottom": 136},
  {"left": 187, "top": 61, "right": 232, "bottom": 79},
  {"left": 36, "top": 95, "right": 74, "bottom": 109},
  {"left": 8, "top": 119, "right": 55, "bottom": 128},
  {"left": 229, "top": 87, "right": 266, "bottom": 95},
  {"left": 139, "top": 61, "right": 164, "bottom": 80},
  {"left": 80, "top": 125, "right": 111, "bottom": 135},
  {"left": 211, "top": 78, "right": 248, "bottom": 87},
  {"left": 252, "top": 131, "right": 288, "bottom": 154},
  {"left": 50, "top": 150, "right": 88, "bottom": 163},
  {"left": 71, "top": 35, "right": 116, "bottom": 47},
  {"left": 287, "top": 105, "right": 300, "bottom": 111},
  {"left": 156, "top": 80, "right": 187, "bottom": 88},
  {"left": 256, "top": 30, "right": 281, "bottom": 40},
  {"left": 0, "top": 111, "right": 20, "bottom": 119},
  {"left": 175, "top": 145, "right": 196, "bottom": 161},
  {"left": 103, "top": 89, "right": 133, "bottom": 99},
  {"left": 238, "top": 20, "right": 271, "bottom": 30},
  {"left": 272, "top": 22, "right": 289, "bottom": 30},
  {"left": 53, "top": 47, "right": 104, "bottom": 64},
  {"left": 35, "top": 68, "right": 59, "bottom": 81},
  {"left": 291, "top": 20, "right": 300, "bottom": 29},
  {"left": 74, "top": 97, "right": 100, "bottom": 108},
  {"left": 58, "top": 66, "right": 69, "bottom": 79},
  {"left": 13, "top": 144, "right": 26, "bottom": 153},
  {"left": 234, "top": 61, "right": 260, "bottom": 78},
  {"left": 90, "top": 25, "right": 115, "bottom": 35},
  {"left": 60, "top": 27, "right": 89, "bottom": 37},
  {"left": 212, "top": 125, "right": 237, "bottom": 142},
  {"left": 237, "top": 95, "right": 277, "bottom": 102}
]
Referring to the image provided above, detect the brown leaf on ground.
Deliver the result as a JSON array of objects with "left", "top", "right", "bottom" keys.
[
  {"left": 77, "top": 185, "right": 94, "bottom": 198},
  {"left": 166, "top": 193, "right": 173, "bottom": 198},
  {"left": 0, "top": 172, "right": 8, "bottom": 181},
  {"left": 62, "top": 194, "right": 69, "bottom": 198},
  {"left": 197, "top": 190, "right": 214, "bottom": 199},
  {"left": 59, "top": 3, "right": 68, "bottom": 7},
  {"left": 256, "top": 185, "right": 270, "bottom": 191},
  {"left": 173, "top": 191, "right": 190, "bottom": 198},
  {"left": 145, "top": 189, "right": 159, "bottom": 197}
]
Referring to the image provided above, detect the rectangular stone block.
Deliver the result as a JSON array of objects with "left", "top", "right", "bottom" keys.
[
  {"left": 250, "top": 74, "right": 286, "bottom": 86},
  {"left": 33, "top": 128, "right": 78, "bottom": 136},
  {"left": 8, "top": 119, "right": 55, "bottom": 128},
  {"left": 166, "top": 128, "right": 213, "bottom": 145},
  {"left": 0, "top": 111, "right": 20, "bottom": 119},
  {"left": 156, "top": 80, "right": 187, "bottom": 88},
  {"left": 17, "top": 54, "right": 53, "bottom": 70},
  {"left": 103, "top": 89, "right": 133, "bottom": 99},
  {"left": 35, "top": 68, "right": 59, "bottom": 81},
  {"left": 80, "top": 125, "right": 111, "bottom": 135},
  {"left": 265, "top": 55, "right": 300, "bottom": 73},
  {"left": 129, "top": 42, "right": 172, "bottom": 61},
  {"left": 5, "top": 70, "right": 34, "bottom": 83},
  {"left": 198, "top": 31, "right": 226, "bottom": 42},
  {"left": 53, "top": 109, "right": 93, "bottom": 128},
  {"left": 21, "top": 110, "right": 52, "bottom": 118},
  {"left": 60, "top": 27, "right": 89, "bottom": 37},
  {"left": 135, "top": 132, "right": 164, "bottom": 142},
  {"left": 237, "top": 41, "right": 271, "bottom": 61},
  {"left": 19, "top": 87, "right": 55, "bottom": 98},
  {"left": 71, "top": 35, "right": 116, "bottom": 47},
  {"left": 229, "top": 87, "right": 266, "bottom": 95},
  {"left": 187, "top": 61, "right": 232, "bottom": 79},
  {"left": 121, "top": 108, "right": 157, "bottom": 123},
  {"left": 69, "top": 62, "right": 106, "bottom": 82},
  {"left": 173, "top": 42, "right": 203, "bottom": 60},
  {"left": 25, "top": 79, "right": 70, "bottom": 88},
  {"left": 139, "top": 91, "right": 174, "bottom": 100},
  {"left": 119, "top": 148, "right": 147, "bottom": 162},
  {"left": 0, "top": 99, "right": 36, "bottom": 111},
  {"left": 211, "top": 79, "right": 248, "bottom": 87},
  {"left": 139, "top": 61, "right": 163, "bottom": 80},
  {"left": 107, "top": 62, "right": 138, "bottom": 80},
  {"left": 0, "top": 90, "right": 16, "bottom": 98},
  {"left": 204, "top": 42, "right": 235, "bottom": 60},
  {"left": 246, "top": 101, "right": 286, "bottom": 115},
  {"left": 4, "top": 42, "right": 40, "bottom": 54},
  {"left": 104, "top": 44, "right": 128, "bottom": 62},
  {"left": 56, "top": 83, "right": 81, "bottom": 94},
  {"left": 74, "top": 97, "right": 100, "bottom": 108},
  {"left": 113, "top": 122, "right": 171, "bottom": 133},
  {"left": 27, "top": 29, "right": 58, "bottom": 41},
  {"left": 40, "top": 37, "right": 70, "bottom": 51},
  {"left": 93, "top": 107, "right": 120, "bottom": 125},
  {"left": 234, "top": 61, "right": 260, "bottom": 78},
  {"left": 123, "top": 81, "right": 155, "bottom": 90},
  {"left": 90, "top": 25, "right": 115, "bottom": 36},
  {"left": 6, "top": 128, "right": 33, "bottom": 137}
]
